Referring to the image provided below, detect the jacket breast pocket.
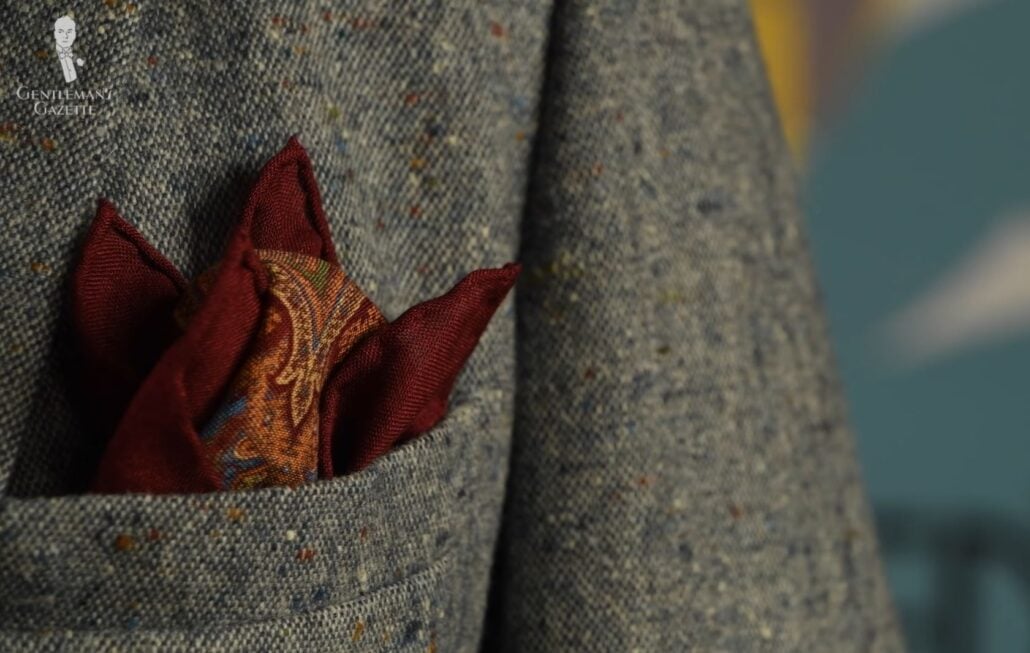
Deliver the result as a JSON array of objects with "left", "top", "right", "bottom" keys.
[{"left": 0, "top": 396, "right": 504, "bottom": 652}]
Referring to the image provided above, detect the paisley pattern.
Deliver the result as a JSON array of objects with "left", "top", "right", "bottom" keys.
[{"left": 180, "top": 249, "right": 385, "bottom": 490}]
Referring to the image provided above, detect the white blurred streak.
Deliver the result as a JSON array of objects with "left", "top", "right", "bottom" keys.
[
  {"left": 888, "top": 0, "right": 997, "bottom": 40},
  {"left": 880, "top": 212, "right": 1030, "bottom": 366}
]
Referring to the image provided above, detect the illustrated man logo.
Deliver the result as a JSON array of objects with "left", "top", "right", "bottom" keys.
[{"left": 54, "top": 15, "right": 84, "bottom": 83}]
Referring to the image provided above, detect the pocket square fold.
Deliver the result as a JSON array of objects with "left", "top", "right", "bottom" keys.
[{"left": 70, "top": 136, "right": 518, "bottom": 494}]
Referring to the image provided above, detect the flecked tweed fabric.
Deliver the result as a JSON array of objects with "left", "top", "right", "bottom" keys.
[{"left": 0, "top": 1, "right": 904, "bottom": 651}]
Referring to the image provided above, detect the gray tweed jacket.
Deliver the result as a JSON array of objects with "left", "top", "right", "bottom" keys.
[{"left": 0, "top": 1, "right": 904, "bottom": 651}]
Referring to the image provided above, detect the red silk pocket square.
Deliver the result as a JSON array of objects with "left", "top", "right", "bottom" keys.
[{"left": 69, "top": 136, "right": 519, "bottom": 494}]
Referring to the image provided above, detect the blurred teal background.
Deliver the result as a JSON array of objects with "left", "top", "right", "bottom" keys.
[{"left": 803, "top": 0, "right": 1030, "bottom": 650}]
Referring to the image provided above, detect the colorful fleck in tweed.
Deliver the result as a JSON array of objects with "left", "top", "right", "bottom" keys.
[{"left": 178, "top": 249, "right": 385, "bottom": 490}]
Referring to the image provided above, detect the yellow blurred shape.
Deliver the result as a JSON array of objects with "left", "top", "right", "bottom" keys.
[{"left": 750, "top": 0, "right": 812, "bottom": 162}]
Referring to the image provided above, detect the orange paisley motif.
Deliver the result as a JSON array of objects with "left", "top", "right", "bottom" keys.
[{"left": 178, "top": 249, "right": 385, "bottom": 490}]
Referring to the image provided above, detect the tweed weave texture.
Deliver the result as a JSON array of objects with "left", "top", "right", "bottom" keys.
[
  {"left": 0, "top": 0, "right": 903, "bottom": 651},
  {"left": 498, "top": 1, "right": 905, "bottom": 651}
]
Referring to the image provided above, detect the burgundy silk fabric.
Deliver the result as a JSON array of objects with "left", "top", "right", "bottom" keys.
[
  {"left": 69, "top": 136, "right": 519, "bottom": 494},
  {"left": 320, "top": 263, "right": 521, "bottom": 475}
]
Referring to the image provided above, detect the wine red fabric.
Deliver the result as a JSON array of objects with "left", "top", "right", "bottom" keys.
[
  {"left": 241, "top": 137, "right": 339, "bottom": 265},
  {"left": 70, "top": 200, "right": 187, "bottom": 456},
  {"left": 319, "top": 263, "right": 521, "bottom": 476},
  {"left": 68, "top": 136, "right": 519, "bottom": 494}
]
